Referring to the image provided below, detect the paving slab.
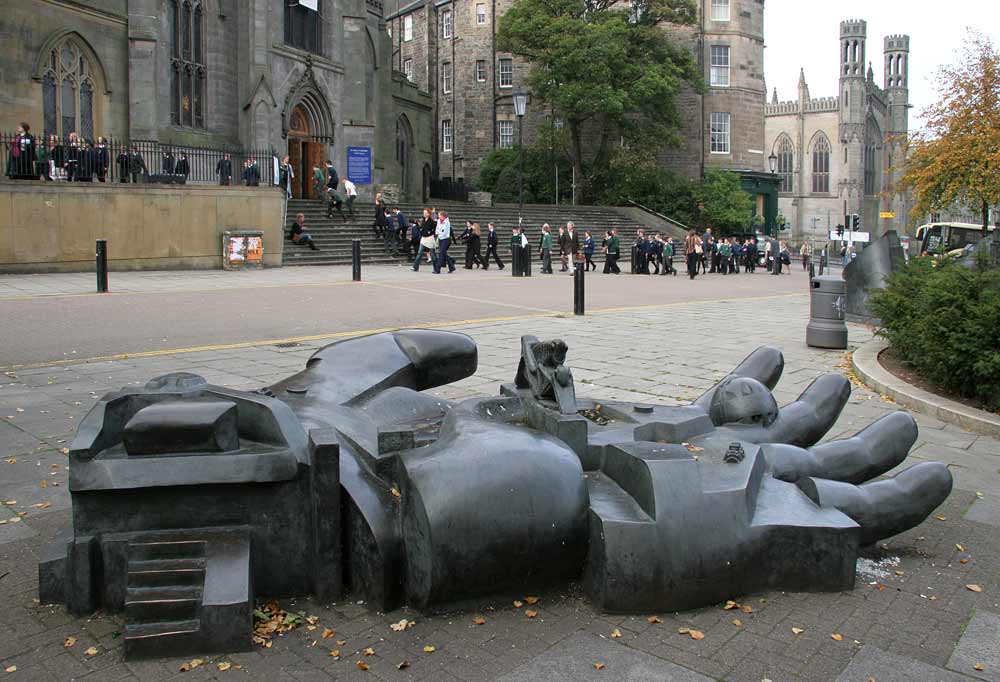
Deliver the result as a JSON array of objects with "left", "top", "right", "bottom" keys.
[
  {"left": 965, "top": 495, "right": 1000, "bottom": 528},
  {"left": 494, "top": 633, "right": 713, "bottom": 682},
  {"left": 836, "top": 646, "right": 968, "bottom": 682},
  {"left": 947, "top": 611, "right": 1000, "bottom": 681}
]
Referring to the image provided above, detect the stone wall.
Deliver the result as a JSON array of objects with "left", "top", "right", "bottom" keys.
[{"left": 0, "top": 182, "right": 285, "bottom": 273}]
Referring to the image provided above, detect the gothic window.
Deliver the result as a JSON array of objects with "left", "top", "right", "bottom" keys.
[
  {"left": 171, "top": 0, "right": 207, "bottom": 128},
  {"left": 774, "top": 136, "right": 794, "bottom": 193},
  {"left": 811, "top": 134, "right": 831, "bottom": 194},
  {"left": 864, "top": 144, "right": 878, "bottom": 195},
  {"left": 285, "top": 0, "right": 322, "bottom": 54},
  {"left": 41, "top": 39, "right": 99, "bottom": 140}
]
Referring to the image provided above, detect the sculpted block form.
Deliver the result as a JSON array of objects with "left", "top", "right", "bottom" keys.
[
  {"left": 843, "top": 230, "right": 906, "bottom": 322},
  {"left": 40, "top": 330, "right": 951, "bottom": 658}
]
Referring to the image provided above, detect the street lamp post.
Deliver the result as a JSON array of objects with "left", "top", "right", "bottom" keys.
[
  {"left": 513, "top": 89, "right": 528, "bottom": 227},
  {"left": 767, "top": 152, "right": 778, "bottom": 237}
]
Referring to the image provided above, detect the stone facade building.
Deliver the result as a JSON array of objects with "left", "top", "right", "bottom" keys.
[
  {"left": 0, "top": 0, "right": 434, "bottom": 200},
  {"left": 386, "top": 0, "right": 773, "bottom": 213},
  {"left": 764, "top": 20, "right": 911, "bottom": 245}
]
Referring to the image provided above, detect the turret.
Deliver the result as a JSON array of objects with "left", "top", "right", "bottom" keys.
[{"left": 840, "top": 20, "right": 866, "bottom": 79}]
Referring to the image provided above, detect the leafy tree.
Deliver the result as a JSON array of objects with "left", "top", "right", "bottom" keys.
[
  {"left": 899, "top": 31, "right": 1000, "bottom": 231},
  {"left": 697, "top": 169, "right": 754, "bottom": 233},
  {"left": 497, "top": 0, "right": 701, "bottom": 203},
  {"left": 594, "top": 146, "right": 699, "bottom": 225}
]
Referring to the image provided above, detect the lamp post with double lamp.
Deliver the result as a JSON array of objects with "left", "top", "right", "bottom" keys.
[
  {"left": 513, "top": 89, "right": 528, "bottom": 227},
  {"left": 767, "top": 152, "right": 778, "bottom": 237}
]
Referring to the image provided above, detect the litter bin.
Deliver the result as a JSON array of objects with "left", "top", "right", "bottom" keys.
[{"left": 806, "top": 275, "right": 848, "bottom": 349}]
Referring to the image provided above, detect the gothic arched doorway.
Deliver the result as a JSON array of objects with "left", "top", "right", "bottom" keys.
[{"left": 287, "top": 104, "right": 328, "bottom": 199}]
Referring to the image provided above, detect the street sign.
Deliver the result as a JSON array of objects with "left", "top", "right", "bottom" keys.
[
  {"left": 879, "top": 211, "right": 896, "bottom": 218},
  {"left": 829, "top": 230, "right": 871, "bottom": 243},
  {"left": 347, "top": 147, "right": 372, "bottom": 184}
]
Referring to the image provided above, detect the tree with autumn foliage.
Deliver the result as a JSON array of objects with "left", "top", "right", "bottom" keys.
[
  {"left": 497, "top": 0, "right": 702, "bottom": 203},
  {"left": 900, "top": 32, "right": 1000, "bottom": 231}
]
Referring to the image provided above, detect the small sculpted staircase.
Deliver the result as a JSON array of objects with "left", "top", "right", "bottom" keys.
[{"left": 123, "top": 533, "right": 252, "bottom": 658}]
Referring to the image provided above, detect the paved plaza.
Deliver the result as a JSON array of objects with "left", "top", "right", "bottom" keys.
[{"left": 0, "top": 265, "right": 997, "bottom": 681}]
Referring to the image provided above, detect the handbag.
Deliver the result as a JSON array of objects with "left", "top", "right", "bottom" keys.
[{"left": 694, "top": 244, "right": 703, "bottom": 255}]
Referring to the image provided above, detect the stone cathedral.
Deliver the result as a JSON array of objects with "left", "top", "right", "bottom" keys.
[
  {"left": 765, "top": 20, "right": 911, "bottom": 244},
  {"left": 0, "top": 0, "right": 434, "bottom": 200}
]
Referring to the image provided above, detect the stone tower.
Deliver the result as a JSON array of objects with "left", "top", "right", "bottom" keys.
[
  {"left": 839, "top": 19, "right": 867, "bottom": 223},
  {"left": 884, "top": 34, "right": 911, "bottom": 233}
]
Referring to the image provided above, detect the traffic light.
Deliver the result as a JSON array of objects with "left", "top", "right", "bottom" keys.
[
  {"left": 852, "top": 214, "right": 861, "bottom": 230},
  {"left": 836, "top": 224, "right": 844, "bottom": 238}
]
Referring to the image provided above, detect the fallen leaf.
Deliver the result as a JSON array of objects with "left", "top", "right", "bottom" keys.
[
  {"left": 4, "top": 458, "right": 15, "bottom": 464},
  {"left": 956, "top": 544, "right": 965, "bottom": 552},
  {"left": 723, "top": 600, "right": 739, "bottom": 610},
  {"left": 831, "top": 633, "right": 843, "bottom": 641},
  {"left": 473, "top": 616, "right": 487, "bottom": 626},
  {"left": 731, "top": 619, "right": 743, "bottom": 627},
  {"left": 31, "top": 502, "right": 51, "bottom": 509},
  {"left": 525, "top": 610, "right": 538, "bottom": 619},
  {"left": 688, "top": 629, "right": 705, "bottom": 640},
  {"left": 84, "top": 646, "right": 98, "bottom": 656},
  {"left": 180, "top": 659, "right": 203, "bottom": 672},
  {"left": 975, "top": 663, "right": 985, "bottom": 671},
  {"left": 647, "top": 616, "right": 662, "bottom": 624},
  {"left": 390, "top": 619, "right": 413, "bottom": 632},
  {"left": 611, "top": 628, "right": 621, "bottom": 639},
  {"left": 363, "top": 647, "right": 375, "bottom": 656},
  {"left": 935, "top": 515, "right": 947, "bottom": 521},
  {"left": 4, "top": 666, "right": 15, "bottom": 673},
  {"left": 791, "top": 627, "right": 804, "bottom": 635},
  {"left": 397, "top": 660, "right": 411, "bottom": 670},
  {"left": 336, "top": 640, "right": 346, "bottom": 646},
  {"left": 356, "top": 661, "right": 369, "bottom": 671},
  {"left": 40, "top": 480, "right": 47, "bottom": 489},
  {"left": 64, "top": 636, "right": 76, "bottom": 648},
  {"left": 524, "top": 596, "right": 540, "bottom": 605},
  {"left": 594, "top": 662, "right": 605, "bottom": 670},
  {"left": 322, "top": 628, "right": 336, "bottom": 639},
  {"left": 423, "top": 645, "right": 436, "bottom": 653},
  {"left": 329, "top": 650, "right": 341, "bottom": 659},
  {"left": 217, "top": 661, "right": 232, "bottom": 671},
  {"left": 966, "top": 584, "right": 984, "bottom": 593},
  {"left": 960, "top": 558, "right": 970, "bottom": 564},
  {"left": 513, "top": 600, "right": 523, "bottom": 608},
  {"left": 740, "top": 605, "right": 754, "bottom": 614}
]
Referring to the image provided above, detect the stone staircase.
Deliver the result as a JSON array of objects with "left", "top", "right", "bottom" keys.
[
  {"left": 281, "top": 199, "right": 655, "bottom": 267},
  {"left": 123, "top": 533, "right": 252, "bottom": 658}
]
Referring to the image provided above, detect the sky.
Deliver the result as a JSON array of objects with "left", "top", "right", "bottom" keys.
[{"left": 763, "top": 0, "right": 1000, "bottom": 131}]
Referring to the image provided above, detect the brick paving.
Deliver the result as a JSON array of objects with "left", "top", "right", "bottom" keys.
[{"left": 1, "top": 293, "right": 998, "bottom": 681}]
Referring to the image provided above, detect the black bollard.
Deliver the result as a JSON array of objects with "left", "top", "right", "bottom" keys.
[
  {"left": 352, "top": 239, "right": 361, "bottom": 281},
  {"left": 524, "top": 245, "right": 532, "bottom": 277},
  {"left": 630, "top": 245, "right": 638, "bottom": 274},
  {"left": 95, "top": 239, "right": 109, "bottom": 293},
  {"left": 512, "top": 246, "right": 521, "bottom": 277},
  {"left": 809, "top": 262, "right": 816, "bottom": 281},
  {"left": 573, "top": 262, "right": 585, "bottom": 316}
]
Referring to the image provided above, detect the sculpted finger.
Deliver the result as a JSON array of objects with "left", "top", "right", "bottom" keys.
[
  {"left": 695, "top": 346, "right": 784, "bottom": 409},
  {"left": 796, "top": 462, "right": 953, "bottom": 545},
  {"left": 764, "top": 373, "right": 851, "bottom": 447}
]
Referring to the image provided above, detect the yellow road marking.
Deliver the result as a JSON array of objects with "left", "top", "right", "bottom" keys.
[{"left": 0, "top": 292, "right": 805, "bottom": 372}]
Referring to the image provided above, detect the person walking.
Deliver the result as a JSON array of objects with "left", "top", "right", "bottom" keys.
[
  {"left": 216, "top": 153, "right": 233, "bottom": 185},
  {"left": 718, "top": 239, "right": 731, "bottom": 276},
  {"left": 413, "top": 208, "right": 437, "bottom": 271},
  {"left": 604, "top": 228, "right": 621, "bottom": 274},
  {"left": 279, "top": 155, "right": 294, "bottom": 198},
  {"left": 800, "top": 241, "right": 813, "bottom": 270},
  {"left": 326, "top": 186, "right": 348, "bottom": 222},
  {"left": 343, "top": 178, "right": 357, "bottom": 217},
  {"left": 372, "top": 191, "right": 387, "bottom": 238},
  {"left": 434, "top": 210, "right": 456, "bottom": 274},
  {"left": 461, "top": 221, "right": 476, "bottom": 269},
  {"left": 661, "top": 236, "right": 676, "bottom": 276},
  {"left": 540, "top": 224, "right": 554, "bottom": 274},
  {"left": 289, "top": 213, "right": 319, "bottom": 250},
  {"left": 745, "top": 237, "right": 758, "bottom": 273},
  {"left": 583, "top": 231, "right": 596, "bottom": 271},
  {"left": 470, "top": 223, "right": 485, "bottom": 269},
  {"left": 485, "top": 223, "right": 504, "bottom": 270},
  {"left": 557, "top": 225, "right": 569, "bottom": 272},
  {"left": 565, "top": 222, "right": 580, "bottom": 272},
  {"left": 685, "top": 229, "right": 701, "bottom": 279}
]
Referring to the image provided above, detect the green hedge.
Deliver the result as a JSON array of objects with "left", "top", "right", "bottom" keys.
[{"left": 869, "top": 256, "right": 1000, "bottom": 411}]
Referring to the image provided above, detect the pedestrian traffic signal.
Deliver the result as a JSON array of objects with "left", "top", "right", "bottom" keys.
[
  {"left": 836, "top": 224, "right": 844, "bottom": 238},
  {"left": 852, "top": 214, "right": 860, "bottom": 230}
]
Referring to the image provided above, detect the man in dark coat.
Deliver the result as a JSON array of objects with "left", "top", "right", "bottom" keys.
[
  {"left": 127, "top": 147, "right": 147, "bottom": 184},
  {"left": 484, "top": 223, "right": 504, "bottom": 270},
  {"left": 216, "top": 153, "right": 233, "bottom": 185},
  {"left": 175, "top": 153, "right": 190, "bottom": 180},
  {"left": 5, "top": 123, "right": 36, "bottom": 180},
  {"left": 94, "top": 137, "right": 110, "bottom": 182}
]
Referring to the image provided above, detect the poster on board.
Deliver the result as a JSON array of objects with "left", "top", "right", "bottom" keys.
[{"left": 347, "top": 147, "right": 372, "bottom": 184}]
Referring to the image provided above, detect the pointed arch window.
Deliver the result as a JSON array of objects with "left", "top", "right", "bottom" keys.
[
  {"left": 811, "top": 135, "right": 831, "bottom": 194},
  {"left": 774, "top": 136, "right": 794, "bottom": 193},
  {"left": 40, "top": 39, "right": 98, "bottom": 140},
  {"left": 285, "top": 0, "right": 322, "bottom": 54},
  {"left": 170, "top": 0, "right": 207, "bottom": 128}
]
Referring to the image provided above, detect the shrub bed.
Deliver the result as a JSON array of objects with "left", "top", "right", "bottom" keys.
[{"left": 868, "top": 255, "right": 1000, "bottom": 412}]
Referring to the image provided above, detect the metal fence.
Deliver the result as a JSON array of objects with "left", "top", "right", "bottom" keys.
[
  {"left": 1, "top": 132, "right": 278, "bottom": 187},
  {"left": 430, "top": 177, "right": 469, "bottom": 202}
]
